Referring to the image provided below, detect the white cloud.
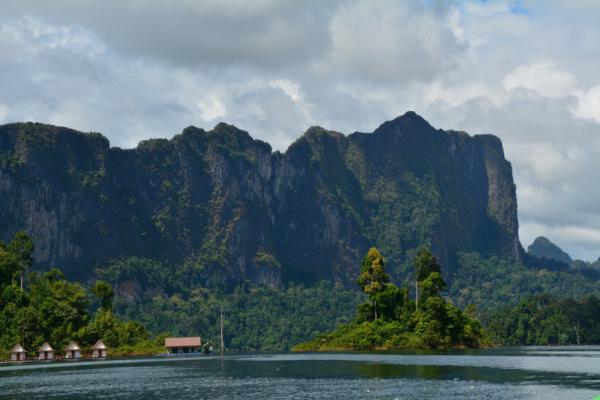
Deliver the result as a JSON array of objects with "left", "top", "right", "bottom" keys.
[
  {"left": 197, "top": 94, "right": 227, "bottom": 122},
  {"left": 1, "top": 0, "right": 600, "bottom": 260},
  {"left": 574, "top": 85, "right": 600, "bottom": 123},
  {"left": 326, "top": 0, "right": 464, "bottom": 83},
  {"left": 463, "top": 1, "right": 511, "bottom": 18},
  {"left": 270, "top": 80, "right": 301, "bottom": 102},
  {"left": 503, "top": 62, "right": 578, "bottom": 98},
  {"left": 425, "top": 80, "right": 501, "bottom": 107}
]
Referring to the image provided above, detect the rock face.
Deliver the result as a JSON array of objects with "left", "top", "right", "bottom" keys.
[
  {"left": 527, "top": 237, "right": 573, "bottom": 264},
  {"left": 0, "top": 112, "right": 520, "bottom": 286}
]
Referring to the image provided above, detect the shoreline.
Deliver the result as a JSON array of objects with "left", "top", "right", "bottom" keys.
[
  {"left": 0, "top": 352, "right": 217, "bottom": 367},
  {"left": 292, "top": 345, "right": 496, "bottom": 353}
]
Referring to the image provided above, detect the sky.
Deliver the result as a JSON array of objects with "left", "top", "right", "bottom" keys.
[{"left": 0, "top": 0, "right": 599, "bottom": 261}]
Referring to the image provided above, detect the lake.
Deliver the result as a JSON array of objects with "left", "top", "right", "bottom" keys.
[{"left": 2, "top": 347, "right": 600, "bottom": 399}]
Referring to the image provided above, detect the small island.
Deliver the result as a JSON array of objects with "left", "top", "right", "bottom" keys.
[{"left": 293, "top": 247, "right": 489, "bottom": 351}]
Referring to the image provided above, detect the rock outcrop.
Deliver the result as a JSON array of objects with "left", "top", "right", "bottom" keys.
[
  {"left": 0, "top": 112, "right": 520, "bottom": 286},
  {"left": 527, "top": 236, "right": 573, "bottom": 264}
]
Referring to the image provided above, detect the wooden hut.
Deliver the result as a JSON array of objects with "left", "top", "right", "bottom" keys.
[
  {"left": 10, "top": 344, "right": 26, "bottom": 361},
  {"left": 64, "top": 341, "right": 81, "bottom": 359},
  {"left": 38, "top": 342, "right": 54, "bottom": 360},
  {"left": 92, "top": 340, "right": 108, "bottom": 358},
  {"left": 165, "top": 337, "right": 201, "bottom": 354},
  {"left": 203, "top": 342, "right": 214, "bottom": 355}
]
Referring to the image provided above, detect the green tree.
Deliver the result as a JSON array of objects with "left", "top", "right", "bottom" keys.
[
  {"left": 296, "top": 246, "right": 488, "bottom": 351},
  {"left": 357, "top": 247, "right": 390, "bottom": 320},
  {"left": 92, "top": 280, "right": 114, "bottom": 311},
  {"left": 0, "top": 246, "right": 19, "bottom": 287},
  {"left": 7, "top": 232, "right": 33, "bottom": 289},
  {"left": 413, "top": 247, "right": 444, "bottom": 310},
  {"left": 419, "top": 271, "right": 446, "bottom": 299}
]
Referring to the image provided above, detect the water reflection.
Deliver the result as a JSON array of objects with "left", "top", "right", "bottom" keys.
[{"left": 1, "top": 348, "right": 600, "bottom": 400}]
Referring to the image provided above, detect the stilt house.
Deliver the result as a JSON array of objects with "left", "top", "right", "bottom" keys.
[
  {"left": 165, "top": 337, "right": 201, "bottom": 354},
  {"left": 10, "top": 344, "right": 26, "bottom": 361},
  {"left": 38, "top": 342, "right": 54, "bottom": 360},
  {"left": 92, "top": 340, "right": 108, "bottom": 358},
  {"left": 65, "top": 341, "right": 81, "bottom": 359}
]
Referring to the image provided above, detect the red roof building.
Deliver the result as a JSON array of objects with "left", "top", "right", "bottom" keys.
[{"left": 165, "top": 337, "right": 201, "bottom": 354}]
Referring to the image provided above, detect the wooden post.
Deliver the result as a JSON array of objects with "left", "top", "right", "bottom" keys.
[{"left": 220, "top": 305, "right": 224, "bottom": 357}]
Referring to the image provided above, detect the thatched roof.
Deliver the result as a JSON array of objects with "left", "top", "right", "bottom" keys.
[
  {"left": 38, "top": 342, "right": 54, "bottom": 352},
  {"left": 65, "top": 341, "right": 81, "bottom": 351},
  {"left": 11, "top": 344, "right": 25, "bottom": 353},
  {"left": 92, "top": 340, "right": 107, "bottom": 350}
]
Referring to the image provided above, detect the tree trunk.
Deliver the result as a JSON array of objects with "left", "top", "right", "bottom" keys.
[
  {"left": 20, "top": 274, "right": 23, "bottom": 289},
  {"left": 415, "top": 279, "right": 419, "bottom": 311},
  {"left": 374, "top": 300, "right": 378, "bottom": 321},
  {"left": 220, "top": 305, "right": 225, "bottom": 356}
]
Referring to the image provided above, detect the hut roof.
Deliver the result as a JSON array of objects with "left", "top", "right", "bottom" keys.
[
  {"left": 11, "top": 344, "right": 25, "bottom": 353},
  {"left": 92, "top": 340, "right": 107, "bottom": 350},
  {"left": 38, "top": 342, "right": 54, "bottom": 352},
  {"left": 165, "top": 337, "right": 201, "bottom": 347},
  {"left": 65, "top": 341, "right": 81, "bottom": 351}
]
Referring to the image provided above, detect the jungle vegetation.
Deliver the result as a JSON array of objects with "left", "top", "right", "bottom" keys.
[
  {"left": 293, "top": 247, "right": 489, "bottom": 351},
  {"left": 96, "top": 257, "right": 363, "bottom": 352},
  {"left": 0, "top": 232, "right": 162, "bottom": 359},
  {"left": 487, "top": 294, "right": 600, "bottom": 345},
  {"left": 4, "top": 232, "right": 600, "bottom": 357}
]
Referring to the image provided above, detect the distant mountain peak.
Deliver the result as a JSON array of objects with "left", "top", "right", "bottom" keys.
[
  {"left": 213, "top": 122, "right": 248, "bottom": 136},
  {"left": 527, "top": 236, "right": 573, "bottom": 264},
  {"left": 373, "top": 111, "right": 435, "bottom": 136},
  {"left": 303, "top": 126, "right": 345, "bottom": 141},
  {"left": 392, "top": 111, "right": 432, "bottom": 127}
]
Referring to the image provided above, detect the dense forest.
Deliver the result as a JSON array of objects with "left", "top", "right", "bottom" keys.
[
  {"left": 97, "top": 250, "right": 600, "bottom": 351},
  {"left": 4, "top": 233, "right": 600, "bottom": 357},
  {"left": 0, "top": 233, "right": 161, "bottom": 359},
  {"left": 487, "top": 294, "right": 600, "bottom": 345},
  {"left": 294, "top": 248, "right": 488, "bottom": 350},
  {"left": 450, "top": 252, "right": 600, "bottom": 313},
  {"left": 96, "top": 257, "right": 363, "bottom": 351}
]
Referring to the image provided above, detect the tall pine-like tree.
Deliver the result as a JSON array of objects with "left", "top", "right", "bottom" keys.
[
  {"left": 8, "top": 232, "right": 33, "bottom": 289},
  {"left": 357, "top": 247, "right": 390, "bottom": 320},
  {"left": 413, "top": 247, "right": 445, "bottom": 310}
]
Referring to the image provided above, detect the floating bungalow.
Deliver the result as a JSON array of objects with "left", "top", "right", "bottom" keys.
[
  {"left": 38, "top": 342, "right": 54, "bottom": 360},
  {"left": 64, "top": 342, "right": 81, "bottom": 359},
  {"left": 165, "top": 337, "right": 201, "bottom": 354},
  {"left": 92, "top": 340, "right": 108, "bottom": 358},
  {"left": 10, "top": 344, "right": 26, "bottom": 361}
]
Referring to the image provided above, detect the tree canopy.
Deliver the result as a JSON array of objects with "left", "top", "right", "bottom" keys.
[
  {"left": 414, "top": 247, "right": 446, "bottom": 310},
  {"left": 294, "top": 246, "right": 488, "bottom": 351},
  {"left": 0, "top": 233, "right": 158, "bottom": 359},
  {"left": 357, "top": 247, "right": 390, "bottom": 320}
]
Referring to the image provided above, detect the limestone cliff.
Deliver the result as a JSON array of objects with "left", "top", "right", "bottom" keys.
[{"left": 0, "top": 112, "right": 520, "bottom": 286}]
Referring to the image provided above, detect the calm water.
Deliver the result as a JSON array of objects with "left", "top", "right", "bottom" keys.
[{"left": 2, "top": 348, "right": 600, "bottom": 399}]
